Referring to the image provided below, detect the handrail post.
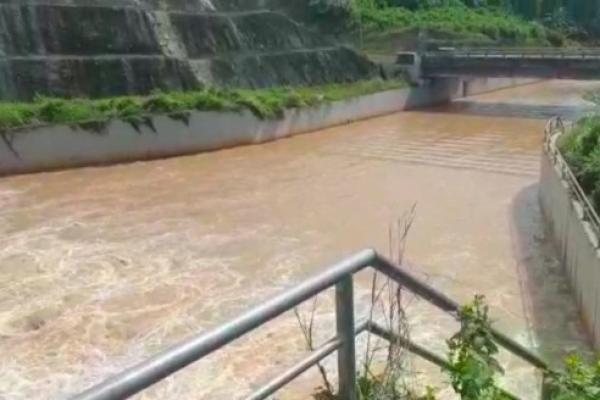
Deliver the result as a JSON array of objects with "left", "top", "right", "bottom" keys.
[
  {"left": 541, "top": 371, "right": 552, "bottom": 400},
  {"left": 336, "top": 275, "right": 357, "bottom": 400}
]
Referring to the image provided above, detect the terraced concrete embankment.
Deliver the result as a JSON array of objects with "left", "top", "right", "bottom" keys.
[{"left": 0, "top": 0, "right": 377, "bottom": 100}]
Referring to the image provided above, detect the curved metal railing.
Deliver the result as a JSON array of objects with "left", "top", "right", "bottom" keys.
[
  {"left": 427, "top": 47, "right": 600, "bottom": 60},
  {"left": 71, "top": 250, "right": 550, "bottom": 400},
  {"left": 544, "top": 116, "right": 600, "bottom": 244}
]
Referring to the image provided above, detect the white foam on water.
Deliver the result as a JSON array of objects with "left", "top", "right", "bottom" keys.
[{"left": 1, "top": 80, "right": 597, "bottom": 399}]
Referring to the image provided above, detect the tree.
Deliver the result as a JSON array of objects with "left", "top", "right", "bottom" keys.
[
  {"left": 541, "top": 0, "right": 562, "bottom": 16},
  {"left": 509, "top": 0, "right": 539, "bottom": 18}
]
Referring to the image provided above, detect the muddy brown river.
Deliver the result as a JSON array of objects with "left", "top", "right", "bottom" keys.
[{"left": 1, "top": 81, "right": 599, "bottom": 400}]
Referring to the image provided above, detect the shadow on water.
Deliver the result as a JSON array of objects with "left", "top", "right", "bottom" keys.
[
  {"left": 510, "top": 183, "right": 593, "bottom": 365},
  {"left": 423, "top": 101, "right": 595, "bottom": 120}
]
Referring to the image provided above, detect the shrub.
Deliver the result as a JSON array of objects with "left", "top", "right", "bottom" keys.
[
  {"left": 545, "top": 356, "right": 600, "bottom": 399},
  {"left": 0, "top": 79, "right": 407, "bottom": 131},
  {"left": 447, "top": 296, "right": 507, "bottom": 400},
  {"left": 546, "top": 29, "right": 566, "bottom": 47},
  {"left": 188, "top": 90, "right": 238, "bottom": 112},
  {"left": 561, "top": 114, "right": 600, "bottom": 212},
  {"left": 447, "top": 297, "right": 600, "bottom": 400},
  {"left": 0, "top": 104, "right": 35, "bottom": 130},
  {"left": 35, "top": 97, "right": 100, "bottom": 124},
  {"left": 142, "top": 93, "right": 188, "bottom": 114},
  {"left": 111, "top": 97, "right": 143, "bottom": 118},
  {"left": 347, "top": 2, "right": 554, "bottom": 45},
  {"left": 229, "top": 91, "right": 279, "bottom": 119},
  {"left": 311, "top": 295, "right": 599, "bottom": 399}
]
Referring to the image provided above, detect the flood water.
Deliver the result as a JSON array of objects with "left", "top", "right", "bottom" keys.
[{"left": 1, "top": 80, "right": 599, "bottom": 399}]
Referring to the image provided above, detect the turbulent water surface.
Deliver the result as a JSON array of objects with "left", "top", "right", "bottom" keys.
[{"left": 0, "top": 80, "right": 599, "bottom": 399}]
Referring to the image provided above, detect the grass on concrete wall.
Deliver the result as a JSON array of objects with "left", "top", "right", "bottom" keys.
[
  {"left": 560, "top": 113, "right": 600, "bottom": 213},
  {"left": 0, "top": 79, "right": 407, "bottom": 132}
]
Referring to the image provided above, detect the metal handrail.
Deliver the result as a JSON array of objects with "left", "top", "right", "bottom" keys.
[
  {"left": 436, "top": 47, "right": 600, "bottom": 54},
  {"left": 425, "top": 47, "right": 600, "bottom": 60},
  {"left": 425, "top": 41, "right": 600, "bottom": 53},
  {"left": 545, "top": 117, "right": 600, "bottom": 243},
  {"left": 247, "top": 319, "right": 369, "bottom": 400},
  {"left": 72, "top": 249, "right": 549, "bottom": 400}
]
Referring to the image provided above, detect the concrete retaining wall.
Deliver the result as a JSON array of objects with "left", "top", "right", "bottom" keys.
[
  {"left": 540, "top": 135, "right": 600, "bottom": 349},
  {"left": 462, "top": 77, "right": 538, "bottom": 97},
  {"left": 0, "top": 77, "right": 538, "bottom": 175}
]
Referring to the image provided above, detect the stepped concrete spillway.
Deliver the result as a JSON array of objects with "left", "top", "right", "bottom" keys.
[{"left": 0, "top": 0, "right": 377, "bottom": 100}]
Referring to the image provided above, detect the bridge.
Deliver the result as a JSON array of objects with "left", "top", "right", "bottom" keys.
[{"left": 398, "top": 47, "right": 600, "bottom": 80}]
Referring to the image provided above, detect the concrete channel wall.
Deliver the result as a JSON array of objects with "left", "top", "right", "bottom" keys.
[
  {"left": 540, "top": 133, "right": 600, "bottom": 349},
  {"left": 0, "top": 77, "right": 537, "bottom": 175}
]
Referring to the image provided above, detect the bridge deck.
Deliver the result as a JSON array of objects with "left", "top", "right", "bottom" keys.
[{"left": 420, "top": 48, "right": 600, "bottom": 79}]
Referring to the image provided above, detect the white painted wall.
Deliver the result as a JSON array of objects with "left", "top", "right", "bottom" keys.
[
  {"left": 540, "top": 138, "right": 600, "bottom": 350},
  {"left": 0, "top": 77, "right": 539, "bottom": 175},
  {"left": 462, "top": 77, "right": 539, "bottom": 97}
]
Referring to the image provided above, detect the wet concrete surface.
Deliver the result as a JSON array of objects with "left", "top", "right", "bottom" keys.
[{"left": 0, "top": 80, "right": 599, "bottom": 399}]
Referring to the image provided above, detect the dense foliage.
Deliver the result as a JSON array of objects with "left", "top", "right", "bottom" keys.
[
  {"left": 357, "top": 0, "right": 600, "bottom": 32},
  {"left": 447, "top": 296, "right": 510, "bottom": 400},
  {"left": 0, "top": 79, "right": 406, "bottom": 131},
  {"left": 560, "top": 114, "right": 600, "bottom": 213},
  {"left": 446, "top": 297, "right": 600, "bottom": 400},
  {"left": 309, "top": 0, "right": 600, "bottom": 45},
  {"left": 545, "top": 355, "right": 600, "bottom": 399},
  {"left": 352, "top": 2, "right": 552, "bottom": 45},
  {"left": 335, "top": 296, "right": 600, "bottom": 400}
]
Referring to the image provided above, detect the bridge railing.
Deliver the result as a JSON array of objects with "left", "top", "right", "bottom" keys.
[
  {"left": 545, "top": 116, "right": 600, "bottom": 245},
  {"left": 425, "top": 47, "right": 600, "bottom": 59},
  {"left": 71, "top": 249, "right": 551, "bottom": 400}
]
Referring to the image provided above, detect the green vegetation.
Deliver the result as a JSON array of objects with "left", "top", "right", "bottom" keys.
[
  {"left": 445, "top": 297, "right": 600, "bottom": 400},
  {"left": 351, "top": 1, "right": 556, "bottom": 45},
  {"left": 313, "top": 296, "right": 599, "bottom": 399},
  {"left": 560, "top": 113, "right": 600, "bottom": 213},
  {"left": 545, "top": 355, "right": 600, "bottom": 399},
  {"left": 447, "top": 296, "right": 511, "bottom": 400},
  {"left": 0, "top": 79, "right": 406, "bottom": 132},
  {"left": 310, "top": 0, "right": 600, "bottom": 48}
]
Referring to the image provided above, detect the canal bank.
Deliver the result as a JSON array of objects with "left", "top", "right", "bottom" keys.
[
  {"left": 0, "top": 80, "right": 597, "bottom": 400},
  {"left": 0, "top": 77, "right": 537, "bottom": 176},
  {"left": 540, "top": 126, "right": 600, "bottom": 350}
]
